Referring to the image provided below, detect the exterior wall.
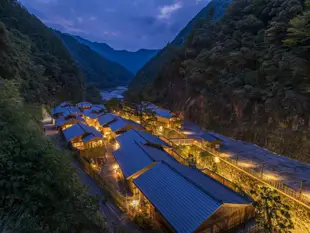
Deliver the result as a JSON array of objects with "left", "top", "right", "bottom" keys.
[
  {"left": 195, "top": 205, "right": 255, "bottom": 233},
  {"left": 157, "top": 116, "right": 171, "bottom": 126}
]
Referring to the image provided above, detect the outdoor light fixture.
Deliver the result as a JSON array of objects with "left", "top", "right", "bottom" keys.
[
  {"left": 114, "top": 142, "right": 120, "bottom": 150},
  {"left": 131, "top": 200, "right": 139, "bottom": 207},
  {"left": 214, "top": 157, "right": 220, "bottom": 163},
  {"left": 113, "top": 164, "right": 119, "bottom": 170}
]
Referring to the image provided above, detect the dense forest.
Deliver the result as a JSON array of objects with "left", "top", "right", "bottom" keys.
[
  {"left": 57, "top": 32, "right": 134, "bottom": 89},
  {"left": 0, "top": 0, "right": 105, "bottom": 231},
  {"left": 128, "top": 0, "right": 231, "bottom": 93},
  {"left": 0, "top": 0, "right": 86, "bottom": 104},
  {"left": 128, "top": 0, "right": 310, "bottom": 163}
]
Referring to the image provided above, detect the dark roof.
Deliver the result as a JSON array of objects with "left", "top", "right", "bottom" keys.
[
  {"left": 83, "top": 109, "right": 105, "bottom": 119},
  {"left": 154, "top": 108, "right": 173, "bottom": 119},
  {"left": 62, "top": 123, "right": 102, "bottom": 142},
  {"left": 133, "top": 162, "right": 222, "bottom": 233},
  {"left": 62, "top": 107, "right": 80, "bottom": 118},
  {"left": 98, "top": 113, "right": 116, "bottom": 126},
  {"left": 55, "top": 116, "right": 85, "bottom": 127},
  {"left": 77, "top": 102, "right": 92, "bottom": 108},
  {"left": 142, "top": 145, "right": 251, "bottom": 205},
  {"left": 109, "top": 117, "right": 143, "bottom": 133},
  {"left": 113, "top": 141, "right": 154, "bottom": 178},
  {"left": 116, "top": 129, "right": 171, "bottom": 148},
  {"left": 59, "top": 101, "right": 72, "bottom": 108}
]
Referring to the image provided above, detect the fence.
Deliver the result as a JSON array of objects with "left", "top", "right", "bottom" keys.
[
  {"left": 76, "top": 153, "right": 128, "bottom": 211},
  {"left": 162, "top": 132, "right": 310, "bottom": 209}
]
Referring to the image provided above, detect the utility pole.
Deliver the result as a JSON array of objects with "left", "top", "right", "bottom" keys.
[{"left": 299, "top": 180, "right": 307, "bottom": 199}]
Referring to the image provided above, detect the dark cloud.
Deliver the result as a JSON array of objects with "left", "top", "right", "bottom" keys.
[{"left": 20, "top": 0, "right": 211, "bottom": 51}]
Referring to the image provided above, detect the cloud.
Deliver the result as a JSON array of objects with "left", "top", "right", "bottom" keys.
[
  {"left": 20, "top": 0, "right": 208, "bottom": 51},
  {"left": 157, "top": 2, "right": 183, "bottom": 20},
  {"left": 77, "top": 17, "right": 83, "bottom": 23}
]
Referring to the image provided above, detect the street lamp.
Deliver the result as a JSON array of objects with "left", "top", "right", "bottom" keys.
[
  {"left": 131, "top": 200, "right": 139, "bottom": 207},
  {"left": 214, "top": 156, "right": 220, "bottom": 163}
]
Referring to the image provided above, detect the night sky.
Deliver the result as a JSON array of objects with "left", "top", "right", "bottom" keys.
[{"left": 20, "top": 0, "right": 210, "bottom": 51}]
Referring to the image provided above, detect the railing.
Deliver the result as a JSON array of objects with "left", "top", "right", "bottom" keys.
[{"left": 163, "top": 130, "right": 310, "bottom": 209}]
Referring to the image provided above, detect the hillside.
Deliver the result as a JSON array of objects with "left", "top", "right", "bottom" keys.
[
  {"left": 75, "top": 36, "right": 158, "bottom": 74},
  {"left": 0, "top": 0, "right": 84, "bottom": 104},
  {"left": 127, "top": 0, "right": 310, "bottom": 163},
  {"left": 57, "top": 32, "right": 134, "bottom": 89},
  {"left": 128, "top": 0, "right": 231, "bottom": 92}
]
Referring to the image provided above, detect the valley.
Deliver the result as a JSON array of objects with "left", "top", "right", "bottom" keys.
[{"left": 2, "top": 0, "right": 310, "bottom": 232}]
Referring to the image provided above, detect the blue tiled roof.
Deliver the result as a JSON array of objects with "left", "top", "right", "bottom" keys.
[
  {"left": 62, "top": 123, "right": 102, "bottom": 142},
  {"left": 154, "top": 109, "right": 173, "bottom": 119},
  {"left": 142, "top": 144, "right": 251, "bottom": 205},
  {"left": 133, "top": 162, "right": 222, "bottom": 233},
  {"left": 63, "top": 123, "right": 85, "bottom": 142},
  {"left": 62, "top": 107, "right": 80, "bottom": 118},
  {"left": 55, "top": 116, "right": 85, "bottom": 127},
  {"left": 109, "top": 118, "right": 143, "bottom": 133},
  {"left": 59, "top": 102, "right": 72, "bottom": 108},
  {"left": 113, "top": 142, "right": 154, "bottom": 178},
  {"left": 92, "top": 104, "right": 106, "bottom": 112},
  {"left": 117, "top": 129, "right": 170, "bottom": 148},
  {"left": 77, "top": 102, "right": 92, "bottom": 108},
  {"left": 83, "top": 109, "right": 105, "bottom": 119},
  {"left": 201, "top": 133, "right": 219, "bottom": 143},
  {"left": 98, "top": 114, "right": 116, "bottom": 126},
  {"left": 82, "top": 134, "right": 101, "bottom": 143}
]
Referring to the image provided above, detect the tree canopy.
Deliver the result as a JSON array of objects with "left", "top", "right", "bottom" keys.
[{"left": 128, "top": 0, "right": 310, "bottom": 163}]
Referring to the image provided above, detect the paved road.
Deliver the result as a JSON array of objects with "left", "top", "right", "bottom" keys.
[{"left": 72, "top": 160, "right": 143, "bottom": 233}]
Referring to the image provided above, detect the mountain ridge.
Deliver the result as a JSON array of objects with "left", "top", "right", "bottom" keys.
[
  {"left": 128, "top": 0, "right": 231, "bottom": 93},
  {"left": 56, "top": 31, "right": 134, "bottom": 89},
  {"left": 74, "top": 35, "right": 158, "bottom": 74}
]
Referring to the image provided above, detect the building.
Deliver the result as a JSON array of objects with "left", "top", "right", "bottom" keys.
[
  {"left": 77, "top": 101, "right": 92, "bottom": 110},
  {"left": 62, "top": 122, "right": 103, "bottom": 150},
  {"left": 51, "top": 104, "right": 78, "bottom": 118},
  {"left": 108, "top": 117, "right": 144, "bottom": 135},
  {"left": 98, "top": 113, "right": 118, "bottom": 135},
  {"left": 82, "top": 105, "right": 107, "bottom": 126},
  {"left": 112, "top": 130, "right": 254, "bottom": 233},
  {"left": 55, "top": 110, "right": 85, "bottom": 130},
  {"left": 181, "top": 122, "right": 222, "bottom": 149},
  {"left": 98, "top": 115, "right": 144, "bottom": 137}
]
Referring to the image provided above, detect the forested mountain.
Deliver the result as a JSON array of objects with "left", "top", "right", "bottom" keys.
[
  {"left": 75, "top": 36, "right": 158, "bottom": 74},
  {"left": 0, "top": 0, "right": 84, "bottom": 104},
  {"left": 57, "top": 32, "right": 134, "bottom": 89},
  {"left": 0, "top": 1, "right": 105, "bottom": 231},
  {"left": 127, "top": 0, "right": 310, "bottom": 163},
  {"left": 128, "top": 0, "right": 231, "bottom": 92}
]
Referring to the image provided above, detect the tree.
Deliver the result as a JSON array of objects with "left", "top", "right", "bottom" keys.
[
  {"left": 284, "top": 1, "right": 310, "bottom": 48},
  {"left": 0, "top": 80, "right": 105, "bottom": 232},
  {"left": 250, "top": 185, "right": 294, "bottom": 233}
]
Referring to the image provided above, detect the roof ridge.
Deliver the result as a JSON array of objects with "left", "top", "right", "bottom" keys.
[
  {"left": 134, "top": 141, "right": 156, "bottom": 162},
  {"left": 160, "top": 160, "right": 224, "bottom": 204}
]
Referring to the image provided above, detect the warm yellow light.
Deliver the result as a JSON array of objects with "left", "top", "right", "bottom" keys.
[
  {"left": 263, "top": 173, "right": 282, "bottom": 181},
  {"left": 137, "top": 120, "right": 141, "bottom": 124},
  {"left": 214, "top": 157, "right": 220, "bottom": 163},
  {"left": 131, "top": 200, "right": 139, "bottom": 207},
  {"left": 220, "top": 153, "right": 232, "bottom": 158},
  {"left": 159, "top": 126, "right": 163, "bottom": 132},
  {"left": 238, "top": 162, "right": 256, "bottom": 168},
  {"left": 114, "top": 142, "right": 120, "bottom": 150},
  {"left": 113, "top": 164, "right": 119, "bottom": 170}
]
